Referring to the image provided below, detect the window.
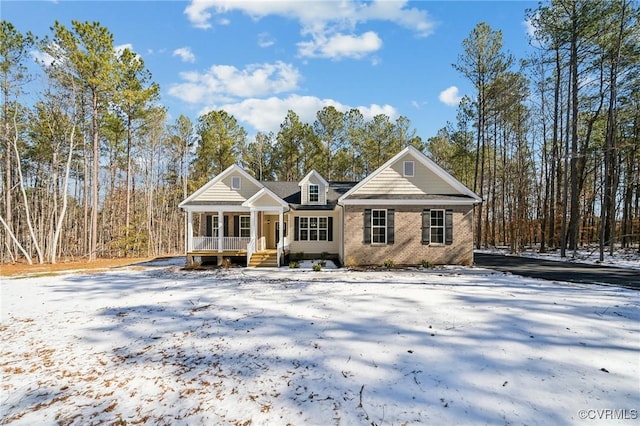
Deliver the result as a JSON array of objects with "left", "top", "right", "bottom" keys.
[
  {"left": 206, "top": 215, "right": 219, "bottom": 237},
  {"left": 231, "top": 176, "right": 241, "bottom": 190},
  {"left": 297, "top": 216, "right": 330, "bottom": 241},
  {"left": 372, "top": 209, "right": 387, "bottom": 244},
  {"left": 309, "top": 184, "right": 319, "bottom": 203},
  {"left": 430, "top": 210, "right": 445, "bottom": 244},
  {"left": 239, "top": 216, "right": 250, "bottom": 238},
  {"left": 403, "top": 160, "right": 414, "bottom": 177},
  {"left": 364, "top": 209, "right": 394, "bottom": 245}
]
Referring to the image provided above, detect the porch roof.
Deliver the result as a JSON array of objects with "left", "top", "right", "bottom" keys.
[{"left": 180, "top": 200, "right": 243, "bottom": 206}]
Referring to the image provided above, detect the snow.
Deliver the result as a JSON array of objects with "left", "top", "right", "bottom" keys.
[
  {"left": 2, "top": 260, "right": 639, "bottom": 425},
  {"left": 477, "top": 247, "right": 640, "bottom": 270}
]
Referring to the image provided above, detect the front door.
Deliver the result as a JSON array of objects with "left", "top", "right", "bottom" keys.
[{"left": 265, "top": 216, "right": 276, "bottom": 249}]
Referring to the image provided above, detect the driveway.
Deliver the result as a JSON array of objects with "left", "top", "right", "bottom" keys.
[{"left": 474, "top": 252, "right": 640, "bottom": 289}]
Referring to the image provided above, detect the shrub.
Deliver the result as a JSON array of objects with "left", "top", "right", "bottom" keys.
[
  {"left": 421, "top": 259, "right": 434, "bottom": 269},
  {"left": 291, "top": 252, "right": 304, "bottom": 262},
  {"left": 384, "top": 259, "right": 395, "bottom": 269},
  {"left": 312, "top": 263, "right": 322, "bottom": 272},
  {"left": 289, "top": 261, "right": 300, "bottom": 269},
  {"left": 320, "top": 251, "right": 329, "bottom": 260}
]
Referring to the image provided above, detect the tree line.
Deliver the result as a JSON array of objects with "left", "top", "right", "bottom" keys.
[
  {"left": 2, "top": 0, "right": 639, "bottom": 264},
  {"left": 428, "top": 0, "right": 640, "bottom": 259},
  {"left": 0, "top": 20, "right": 424, "bottom": 263}
]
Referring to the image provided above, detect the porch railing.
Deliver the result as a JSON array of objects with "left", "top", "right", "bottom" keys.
[
  {"left": 192, "top": 236, "right": 251, "bottom": 252},
  {"left": 247, "top": 238, "right": 256, "bottom": 267},
  {"left": 257, "top": 236, "right": 266, "bottom": 252}
]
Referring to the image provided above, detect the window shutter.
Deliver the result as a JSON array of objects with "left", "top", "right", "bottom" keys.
[
  {"left": 328, "top": 217, "right": 333, "bottom": 241},
  {"left": 422, "top": 209, "right": 430, "bottom": 244},
  {"left": 233, "top": 216, "right": 239, "bottom": 237},
  {"left": 445, "top": 209, "right": 453, "bottom": 245},
  {"left": 294, "top": 217, "right": 299, "bottom": 241},
  {"left": 363, "top": 209, "right": 371, "bottom": 244},
  {"left": 387, "top": 209, "right": 394, "bottom": 244},
  {"left": 206, "top": 215, "right": 212, "bottom": 237},
  {"left": 223, "top": 215, "right": 229, "bottom": 237}
]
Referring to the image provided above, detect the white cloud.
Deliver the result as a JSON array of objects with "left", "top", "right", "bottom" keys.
[
  {"left": 523, "top": 18, "right": 536, "bottom": 39},
  {"left": 258, "top": 32, "right": 275, "bottom": 48},
  {"left": 173, "top": 47, "right": 196, "bottom": 63},
  {"left": 183, "top": 0, "right": 435, "bottom": 60},
  {"left": 31, "top": 50, "right": 55, "bottom": 67},
  {"left": 411, "top": 100, "right": 428, "bottom": 109},
  {"left": 184, "top": 0, "right": 215, "bottom": 29},
  {"left": 201, "top": 94, "right": 397, "bottom": 134},
  {"left": 439, "top": 86, "right": 462, "bottom": 107},
  {"left": 297, "top": 31, "right": 382, "bottom": 60},
  {"left": 115, "top": 43, "right": 134, "bottom": 55},
  {"left": 168, "top": 61, "right": 301, "bottom": 104}
]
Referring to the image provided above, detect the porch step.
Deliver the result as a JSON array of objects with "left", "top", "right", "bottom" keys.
[{"left": 249, "top": 250, "right": 278, "bottom": 267}]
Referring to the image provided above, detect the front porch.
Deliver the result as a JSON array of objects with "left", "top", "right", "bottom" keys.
[
  {"left": 180, "top": 178, "right": 292, "bottom": 268},
  {"left": 185, "top": 208, "right": 290, "bottom": 267}
]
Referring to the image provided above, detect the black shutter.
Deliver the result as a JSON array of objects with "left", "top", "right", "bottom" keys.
[
  {"left": 363, "top": 209, "right": 371, "bottom": 244},
  {"left": 233, "top": 216, "right": 239, "bottom": 237},
  {"left": 445, "top": 209, "right": 453, "bottom": 245},
  {"left": 422, "top": 209, "right": 430, "bottom": 244},
  {"left": 328, "top": 217, "right": 333, "bottom": 241},
  {"left": 294, "top": 217, "right": 299, "bottom": 241},
  {"left": 223, "top": 215, "right": 229, "bottom": 237},
  {"left": 387, "top": 209, "right": 394, "bottom": 244},
  {"left": 206, "top": 215, "right": 212, "bottom": 237}
]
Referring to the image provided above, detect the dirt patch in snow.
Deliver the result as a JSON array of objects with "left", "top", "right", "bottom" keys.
[{"left": 0, "top": 256, "right": 174, "bottom": 277}]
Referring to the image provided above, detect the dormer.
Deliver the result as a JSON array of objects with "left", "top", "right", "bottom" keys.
[{"left": 299, "top": 170, "right": 329, "bottom": 205}]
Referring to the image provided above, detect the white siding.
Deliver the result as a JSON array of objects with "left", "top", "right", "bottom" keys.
[
  {"left": 301, "top": 174, "right": 327, "bottom": 205},
  {"left": 354, "top": 153, "right": 459, "bottom": 196},
  {"left": 195, "top": 172, "right": 261, "bottom": 203},
  {"left": 289, "top": 210, "right": 340, "bottom": 254}
]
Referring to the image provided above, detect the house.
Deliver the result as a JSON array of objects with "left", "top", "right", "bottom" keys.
[{"left": 178, "top": 145, "right": 482, "bottom": 267}]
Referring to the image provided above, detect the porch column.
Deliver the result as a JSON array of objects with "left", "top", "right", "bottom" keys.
[
  {"left": 278, "top": 208, "right": 284, "bottom": 266},
  {"left": 187, "top": 210, "right": 193, "bottom": 252},
  {"left": 217, "top": 210, "right": 223, "bottom": 252},
  {"left": 250, "top": 209, "right": 257, "bottom": 242}
]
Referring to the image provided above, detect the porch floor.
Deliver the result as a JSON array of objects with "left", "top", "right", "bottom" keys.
[{"left": 187, "top": 250, "right": 248, "bottom": 257}]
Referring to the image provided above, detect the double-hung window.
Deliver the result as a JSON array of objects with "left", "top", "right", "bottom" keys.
[
  {"left": 364, "top": 209, "right": 394, "bottom": 245},
  {"left": 239, "top": 216, "right": 251, "bottom": 238},
  {"left": 430, "top": 210, "right": 445, "bottom": 244},
  {"left": 372, "top": 209, "right": 387, "bottom": 244},
  {"left": 206, "top": 215, "right": 219, "bottom": 237},
  {"left": 422, "top": 209, "right": 452, "bottom": 245},
  {"left": 309, "top": 184, "right": 319, "bottom": 203}
]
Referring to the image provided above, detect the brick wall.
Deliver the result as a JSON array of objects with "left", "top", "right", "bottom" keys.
[{"left": 343, "top": 204, "right": 475, "bottom": 266}]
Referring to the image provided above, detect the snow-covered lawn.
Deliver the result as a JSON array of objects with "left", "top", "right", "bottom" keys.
[{"left": 2, "top": 261, "right": 638, "bottom": 425}]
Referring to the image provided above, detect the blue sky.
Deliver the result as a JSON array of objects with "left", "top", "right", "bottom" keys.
[{"left": 4, "top": 0, "right": 537, "bottom": 141}]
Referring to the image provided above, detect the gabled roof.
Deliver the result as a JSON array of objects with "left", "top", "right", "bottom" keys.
[
  {"left": 242, "top": 187, "right": 289, "bottom": 209},
  {"left": 338, "top": 145, "right": 482, "bottom": 203},
  {"left": 299, "top": 170, "right": 329, "bottom": 189},
  {"left": 178, "top": 164, "right": 263, "bottom": 208}
]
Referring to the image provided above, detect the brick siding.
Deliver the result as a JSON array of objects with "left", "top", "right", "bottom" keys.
[{"left": 343, "top": 205, "right": 475, "bottom": 266}]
